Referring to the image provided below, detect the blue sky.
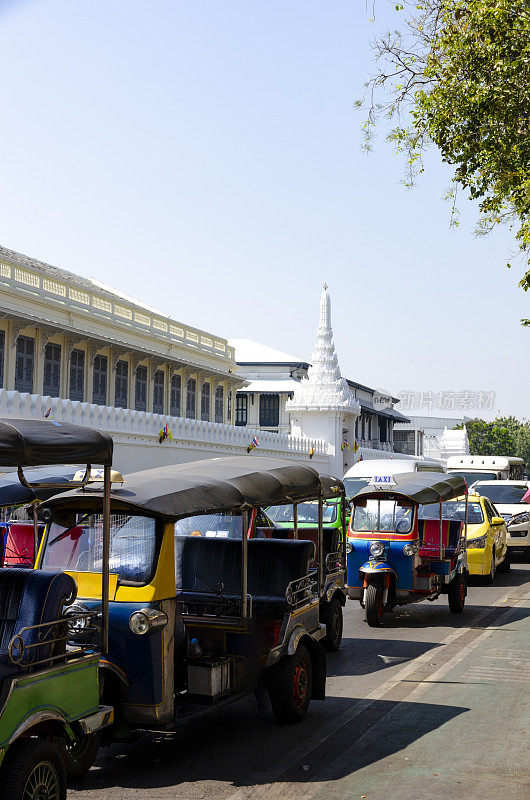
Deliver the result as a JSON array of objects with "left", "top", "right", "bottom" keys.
[{"left": 1, "top": 0, "right": 527, "bottom": 420}]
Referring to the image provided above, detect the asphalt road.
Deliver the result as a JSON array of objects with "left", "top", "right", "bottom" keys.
[{"left": 71, "top": 560, "right": 530, "bottom": 800}]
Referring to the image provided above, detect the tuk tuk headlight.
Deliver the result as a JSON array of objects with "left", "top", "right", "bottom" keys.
[
  {"left": 129, "top": 608, "right": 168, "bottom": 636},
  {"left": 369, "top": 541, "right": 385, "bottom": 558},
  {"left": 402, "top": 542, "right": 417, "bottom": 557}
]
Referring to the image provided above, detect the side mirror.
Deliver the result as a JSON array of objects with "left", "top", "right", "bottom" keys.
[{"left": 492, "top": 517, "right": 505, "bottom": 526}]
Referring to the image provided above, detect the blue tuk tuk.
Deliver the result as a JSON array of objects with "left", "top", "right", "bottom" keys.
[{"left": 347, "top": 472, "right": 469, "bottom": 626}]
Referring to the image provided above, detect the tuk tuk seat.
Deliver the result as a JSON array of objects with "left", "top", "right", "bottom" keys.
[
  {"left": 418, "top": 520, "right": 462, "bottom": 560},
  {"left": 4, "top": 524, "right": 35, "bottom": 567},
  {"left": 261, "top": 527, "right": 340, "bottom": 569},
  {"left": 0, "top": 568, "right": 76, "bottom": 685},
  {"left": 175, "top": 537, "right": 315, "bottom": 618}
]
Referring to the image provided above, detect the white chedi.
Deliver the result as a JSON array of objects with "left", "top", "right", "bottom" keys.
[{"left": 286, "top": 285, "right": 358, "bottom": 413}]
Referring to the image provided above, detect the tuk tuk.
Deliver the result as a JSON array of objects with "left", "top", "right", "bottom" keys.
[
  {"left": 263, "top": 489, "right": 348, "bottom": 651},
  {"left": 37, "top": 457, "right": 338, "bottom": 773},
  {"left": 347, "top": 472, "right": 469, "bottom": 626},
  {"left": 0, "top": 417, "right": 116, "bottom": 800},
  {"left": 0, "top": 466, "right": 84, "bottom": 568}
]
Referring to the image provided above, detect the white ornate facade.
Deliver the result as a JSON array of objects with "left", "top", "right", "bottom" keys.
[
  {"left": 394, "top": 415, "right": 470, "bottom": 462},
  {"left": 232, "top": 286, "right": 410, "bottom": 477},
  {"left": 0, "top": 244, "right": 243, "bottom": 424},
  {"left": 286, "top": 286, "right": 360, "bottom": 476}
]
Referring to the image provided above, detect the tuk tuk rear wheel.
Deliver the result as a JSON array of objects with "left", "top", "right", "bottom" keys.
[
  {"left": 365, "top": 583, "right": 384, "bottom": 627},
  {"left": 59, "top": 732, "right": 100, "bottom": 781},
  {"left": 0, "top": 737, "right": 66, "bottom": 800},
  {"left": 321, "top": 597, "right": 343, "bottom": 651},
  {"left": 268, "top": 644, "right": 313, "bottom": 723},
  {"left": 448, "top": 573, "right": 466, "bottom": 613}
]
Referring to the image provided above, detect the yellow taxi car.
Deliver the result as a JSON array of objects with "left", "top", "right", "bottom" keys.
[{"left": 464, "top": 493, "right": 509, "bottom": 581}]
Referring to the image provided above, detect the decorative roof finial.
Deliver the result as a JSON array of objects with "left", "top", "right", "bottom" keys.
[{"left": 323, "top": 282, "right": 328, "bottom": 291}]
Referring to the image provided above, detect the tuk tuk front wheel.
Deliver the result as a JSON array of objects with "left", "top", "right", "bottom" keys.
[
  {"left": 59, "top": 732, "right": 100, "bottom": 781},
  {"left": 448, "top": 573, "right": 466, "bottom": 613},
  {"left": 268, "top": 644, "right": 313, "bottom": 723},
  {"left": 0, "top": 738, "right": 66, "bottom": 800},
  {"left": 365, "top": 583, "right": 384, "bottom": 627},
  {"left": 321, "top": 596, "right": 343, "bottom": 651}
]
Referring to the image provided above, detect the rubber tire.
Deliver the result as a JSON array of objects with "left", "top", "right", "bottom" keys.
[
  {"left": 268, "top": 644, "right": 313, "bottom": 724},
  {"left": 448, "top": 572, "right": 466, "bottom": 613},
  {"left": 497, "top": 549, "right": 511, "bottom": 574},
  {"left": 0, "top": 738, "right": 67, "bottom": 800},
  {"left": 59, "top": 732, "right": 100, "bottom": 781},
  {"left": 365, "top": 583, "right": 384, "bottom": 627},
  {"left": 321, "top": 597, "right": 343, "bottom": 651},
  {"left": 486, "top": 547, "right": 496, "bottom": 584}
]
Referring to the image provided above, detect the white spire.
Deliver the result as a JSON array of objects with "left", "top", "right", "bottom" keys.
[{"left": 286, "top": 285, "right": 358, "bottom": 413}]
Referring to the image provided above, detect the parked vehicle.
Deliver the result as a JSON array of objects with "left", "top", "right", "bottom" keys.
[
  {"left": 36, "top": 456, "right": 342, "bottom": 775},
  {"left": 446, "top": 455, "right": 525, "bottom": 485},
  {"left": 343, "top": 457, "right": 444, "bottom": 500},
  {"left": 0, "top": 465, "right": 84, "bottom": 567},
  {"left": 347, "top": 472, "right": 469, "bottom": 626},
  {"left": 265, "top": 492, "right": 348, "bottom": 650},
  {"left": 420, "top": 492, "right": 509, "bottom": 581},
  {"left": 0, "top": 417, "right": 115, "bottom": 800},
  {"left": 471, "top": 480, "right": 530, "bottom": 558}
]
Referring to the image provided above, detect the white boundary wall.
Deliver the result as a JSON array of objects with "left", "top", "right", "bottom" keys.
[{"left": 0, "top": 390, "right": 329, "bottom": 473}]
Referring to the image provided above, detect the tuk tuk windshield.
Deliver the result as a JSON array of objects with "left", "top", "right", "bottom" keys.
[
  {"left": 41, "top": 512, "right": 158, "bottom": 584},
  {"left": 343, "top": 477, "right": 370, "bottom": 499},
  {"left": 352, "top": 499, "right": 414, "bottom": 534},
  {"left": 175, "top": 512, "right": 243, "bottom": 538},
  {"left": 267, "top": 501, "right": 337, "bottom": 525},
  {"left": 419, "top": 501, "right": 483, "bottom": 524}
]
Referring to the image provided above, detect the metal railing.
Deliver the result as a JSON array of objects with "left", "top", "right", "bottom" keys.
[
  {"left": 324, "top": 550, "right": 343, "bottom": 574},
  {"left": 285, "top": 574, "right": 318, "bottom": 607},
  {"left": 8, "top": 613, "right": 97, "bottom": 669},
  {"left": 177, "top": 593, "right": 253, "bottom": 625}
]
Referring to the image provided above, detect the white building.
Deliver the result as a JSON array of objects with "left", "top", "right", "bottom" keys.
[
  {"left": 230, "top": 286, "right": 410, "bottom": 476},
  {"left": 394, "top": 415, "right": 470, "bottom": 462},
  {"left": 0, "top": 244, "right": 326, "bottom": 471}
]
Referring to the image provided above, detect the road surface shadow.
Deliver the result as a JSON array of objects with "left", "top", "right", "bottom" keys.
[
  {"left": 325, "top": 637, "right": 441, "bottom": 677},
  {"left": 378, "top": 602, "right": 530, "bottom": 630},
  {"left": 70, "top": 696, "right": 468, "bottom": 793}
]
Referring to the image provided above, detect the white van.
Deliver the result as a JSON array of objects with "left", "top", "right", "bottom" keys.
[
  {"left": 446, "top": 456, "right": 525, "bottom": 485},
  {"left": 343, "top": 457, "right": 444, "bottom": 498}
]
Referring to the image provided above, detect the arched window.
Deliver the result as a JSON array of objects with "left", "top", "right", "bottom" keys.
[
  {"left": 201, "top": 382, "right": 210, "bottom": 421},
  {"left": 93, "top": 355, "right": 108, "bottom": 405},
  {"left": 43, "top": 343, "right": 61, "bottom": 397},
  {"left": 186, "top": 378, "right": 196, "bottom": 419},
  {"left": 135, "top": 365, "right": 147, "bottom": 411},
  {"left": 153, "top": 370, "right": 165, "bottom": 414},
  {"left": 215, "top": 386, "right": 224, "bottom": 423},
  {"left": 170, "top": 374, "right": 181, "bottom": 416},
  {"left": 115, "top": 361, "right": 129, "bottom": 409},
  {"left": 69, "top": 349, "right": 85, "bottom": 402}
]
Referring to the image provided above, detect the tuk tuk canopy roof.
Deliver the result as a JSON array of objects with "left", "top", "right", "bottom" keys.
[
  {"left": 0, "top": 465, "right": 83, "bottom": 508},
  {"left": 47, "top": 456, "right": 344, "bottom": 519},
  {"left": 0, "top": 418, "right": 113, "bottom": 468},
  {"left": 352, "top": 471, "right": 467, "bottom": 506}
]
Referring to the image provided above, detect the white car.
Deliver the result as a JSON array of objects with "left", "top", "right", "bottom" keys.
[{"left": 471, "top": 481, "right": 530, "bottom": 557}]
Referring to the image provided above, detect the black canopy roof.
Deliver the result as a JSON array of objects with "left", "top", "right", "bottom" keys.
[
  {"left": 0, "top": 465, "right": 84, "bottom": 508},
  {"left": 352, "top": 471, "right": 467, "bottom": 506},
  {"left": 0, "top": 418, "right": 113, "bottom": 468},
  {"left": 47, "top": 456, "right": 344, "bottom": 520}
]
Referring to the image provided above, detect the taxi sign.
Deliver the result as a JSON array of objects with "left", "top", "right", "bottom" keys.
[
  {"left": 73, "top": 468, "right": 124, "bottom": 484},
  {"left": 369, "top": 475, "right": 396, "bottom": 490}
]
